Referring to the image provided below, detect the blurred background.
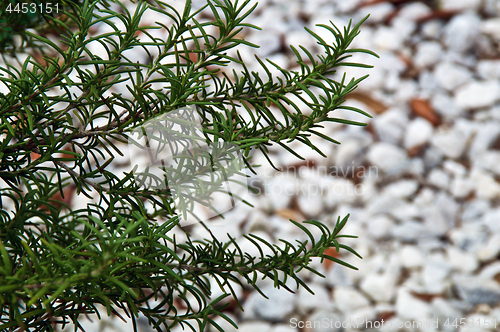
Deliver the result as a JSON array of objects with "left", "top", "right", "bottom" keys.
[
  {"left": 202, "top": 1, "right": 500, "bottom": 331},
  {"left": 171, "top": 0, "right": 500, "bottom": 331},
  {"left": 219, "top": 1, "right": 500, "bottom": 331},
  {"left": 186, "top": 0, "right": 500, "bottom": 331},
  {"left": 5, "top": 0, "right": 499, "bottom": 331}
]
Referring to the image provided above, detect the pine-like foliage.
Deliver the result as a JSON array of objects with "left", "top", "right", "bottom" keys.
[{"left": 0, "top": 0, "right": 377, "bottom": 331}]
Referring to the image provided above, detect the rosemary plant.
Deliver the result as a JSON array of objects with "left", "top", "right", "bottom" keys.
[{"left": 0, "top": 0, "right": 377, "bottom": 331}]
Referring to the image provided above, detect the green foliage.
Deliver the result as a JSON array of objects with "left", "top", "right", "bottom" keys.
[{"left": 0, "top": 0, "right": 377, "bottom": 330}]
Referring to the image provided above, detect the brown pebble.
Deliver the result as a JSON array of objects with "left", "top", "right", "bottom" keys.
[{"left": 410, "top": 99, "right": 441, "bottom": 126}]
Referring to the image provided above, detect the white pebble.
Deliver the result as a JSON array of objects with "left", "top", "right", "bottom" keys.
[
  {"left": 271, "top": 325, "right": 297, "bottom": 332},
  {"left": 443, "top": 13, "right": 481, "bottom": 53},
  {"left": 323, "top": 178, "right": 358, "bottom": 209},
  {"left": 469, "top": 122, "right": 500, "bottom": 157},
  {"left": 391, "top": 17, "right": 417, "bottom": 45},
  {"left": 453, "top": 275, "right": 500, "bottom": 306},
  {"left": 479, "top": 261, "right": 500, "bottom": 280},
  {"left": 358, "top": 3, "right": 394, "bottom": 24},
  {"left": 306, "top": 310, "right": 343, "bottom": 332},
  {"left": 439, "top": 0, "right": 482, "bottom": 11},
  {"left": 421, "top": 21, "right": 444, "bottom": 40},
  {"left": 382, "top": 180, "right": 419, "bottom": 198},
  {"left": 427, "top": 168, "right": 450, "bottom": 190},
  {"left": 418, "top": 70, "right": 440, "bottom": 92},
  {"left": 484, "top": 0, "right": 500, "bottom": 16},
  {"left": 431, "top": 128, "right": 469, "bottom": 159},
  {"left": 481, "top": 208, "right": 500, "bottom": 233},
  {"left": 471, "top": 168, "right": 500, "bottom": 199},
  {"left": 396, "top": 288, "right": 432, "bottom": 321},
  {"left": 431, "top": 298, "right": 463, "bottom": 324},
  {"left": 404, "top": 118, "right": 434, "bottom": 149},
  {"left": 397, "top": 2, "right": 432, "bottom": 21},
  {"left": 333, "top": 287, "right": 370, "bottom": 313},
  {"left": 367, "top": 214, "right": 395, "bottom": 240},
  {"left": 373, "top": 108, "right": 408, "bottom": 145},
  {"left": 297, "top": 194, "right": 324, "bottom": 217},
  {"left": 414, "top": 41, "right": 443, "bottom": 68},
  {"left": 346, "top": 306, "right": 377, "bottom": 325},
  {"left": 431, "top": 92, "right": 465, "bottom": 120},
  {"left": 367, "top": 142, "right": 408, "bottom": 173},
  {"left": 392, "top": 220, "right": 431, "bottom": 241},
  {"left": 391, "top": 202, "right": 421, "bottom": 221},
  {"left": 244, "top": 285, "right": 296, "bottom": 321},
  {"left": 297, "top": 283, "right": 332, "bottom": 315},
  {"left": 473, "top": 151, "right": 500, "bottom": 175},
  {"left": 434, "top": 62, "right": 472, "bottom": 91},
  {"left": 455, "top": 80, "right": 500, "bottom": 110},
  {"left": 450, "top": 175, "right": 474, "bottom": 198},
  {"left": 461, "top": 199, "right": 491, "bottom": 223},
  {"left": 476, "top": 234, "right": 500, "bottom": 262},
  {"left": 333, "top": 139, "right": 364, "bottom": 167},
  {"left": 449, "top": 224, "right": 489, "bottom": 251},
  {"left": 239, "top": 321, "right": 272, "bottom": 332},
  {"left": 443, "top": 160, "right": 468, "bottom": 177},
  {"left": 447, "top": 246, "right": 479, "bottom": 273},
  {"left": 481, "top": 18, "right": 500, "bottom": 42},
  {"left": 373, "top": 26, "right": 404, "bottom": 51},
  {"left": 399, "top": 245, "right": 425, "bottom": 269},
  {"left": 394, "top": 79, "right": 419, "bottom": 104},
  {"left": 477, "top": 60, "right": 500, "bottom": 80},
  {"left": 422, "top": 256, "right": 451, "bottom": 293}
]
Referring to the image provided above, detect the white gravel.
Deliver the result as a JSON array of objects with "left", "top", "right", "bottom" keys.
[{"left": 54, "top": 0, "right": 500, "bottom": 331}]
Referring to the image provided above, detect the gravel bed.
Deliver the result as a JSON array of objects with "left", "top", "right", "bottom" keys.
[{"left": 49, "top": 0, "right": 500, "bottom": 331}]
